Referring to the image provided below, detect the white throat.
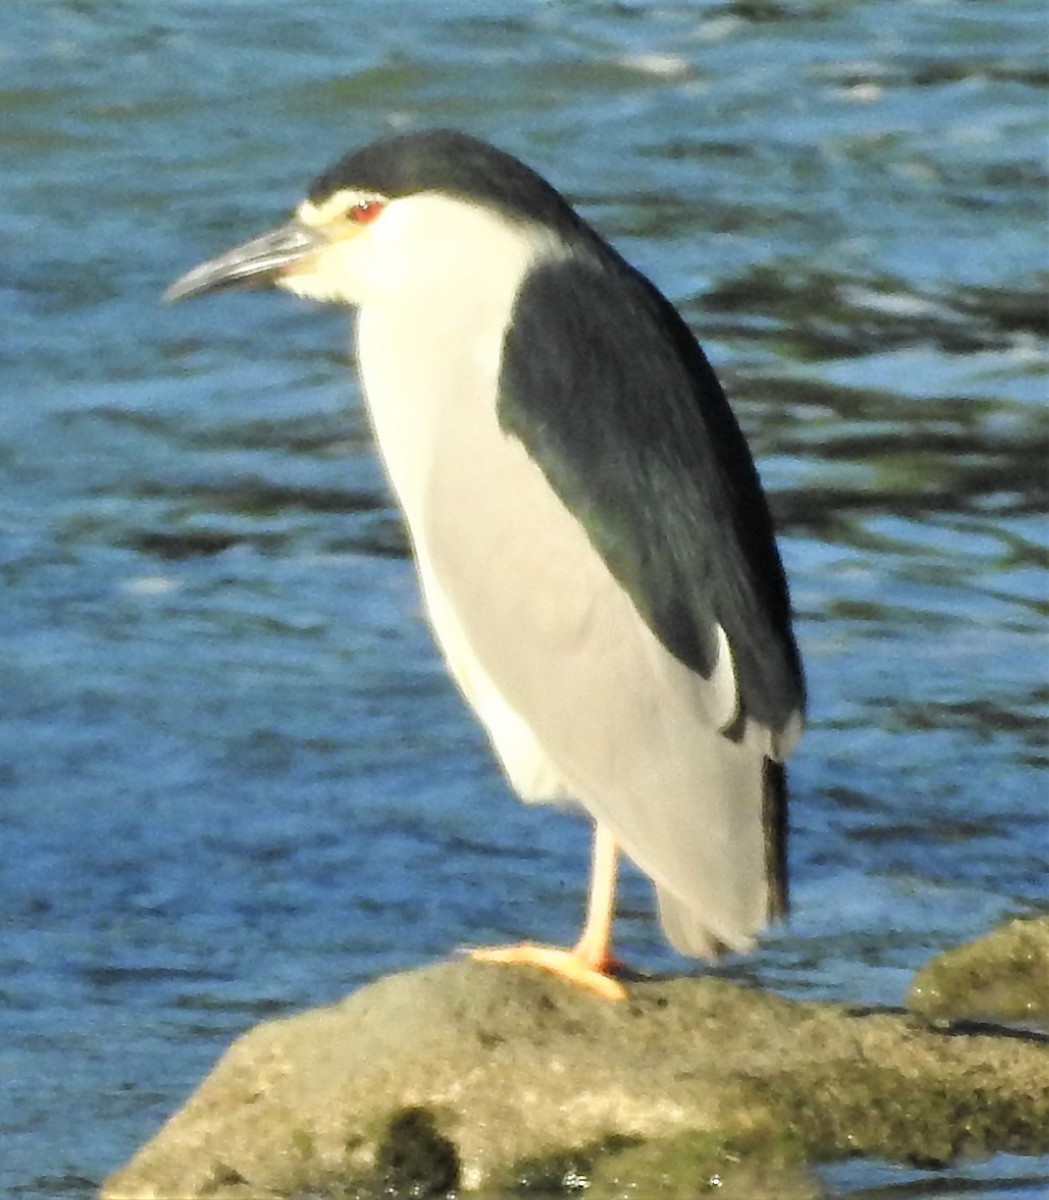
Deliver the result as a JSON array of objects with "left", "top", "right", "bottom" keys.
[{"left": 349, "top": 195, "right": 559, "bottom": 517}]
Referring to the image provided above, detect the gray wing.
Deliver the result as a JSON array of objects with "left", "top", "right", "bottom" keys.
[
  {"left": 412, "top": 248, "right": 799, "bottom": 952},
  {"left": 498, "top": 250, "right": 804, "bottom": 739}
]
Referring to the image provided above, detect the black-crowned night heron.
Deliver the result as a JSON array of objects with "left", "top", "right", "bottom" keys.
[{"left": 166, "top": 129, "right": 805, "bottom": 1001}]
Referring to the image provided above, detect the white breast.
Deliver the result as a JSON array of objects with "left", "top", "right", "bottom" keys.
[
  {"left": 354, "top": 195, "right": 575, "bottom": 801},
  {"left": 355, "top": 195, "right": 547, "bottom": 510}
]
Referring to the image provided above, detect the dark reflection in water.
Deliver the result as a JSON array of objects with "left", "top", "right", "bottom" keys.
[{"left": 0, "top": 1, "right": 1045, "bottom": 1196}]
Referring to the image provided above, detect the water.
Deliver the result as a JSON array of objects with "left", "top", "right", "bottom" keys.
[{"left": 1, "top": 1, "right": 1045, "bottom": 1195}]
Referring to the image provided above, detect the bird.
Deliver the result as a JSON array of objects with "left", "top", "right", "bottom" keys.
[{"left": 166, "top": 129, "right": 805, "bottom": 1001}]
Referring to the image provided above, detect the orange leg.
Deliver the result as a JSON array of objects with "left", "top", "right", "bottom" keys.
[{"left": 470, "top": 823, "right": 627, "bottom": 1001}]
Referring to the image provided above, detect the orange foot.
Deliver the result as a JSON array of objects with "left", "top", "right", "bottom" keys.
[{"left": 469, "top": 943, "right": 627, "bottom": 1001}]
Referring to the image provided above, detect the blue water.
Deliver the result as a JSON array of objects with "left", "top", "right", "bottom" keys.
[{"left": 1, "top": 2, "right": 1045, "bottom": 1195}]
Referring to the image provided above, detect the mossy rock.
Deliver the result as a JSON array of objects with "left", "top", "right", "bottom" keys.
[
  {"left": 908, "top": 916, "right": 1049, "bottom": 1028},
  {"left": 101, "top": 956, "right": 1049, "bottom": 1198}
]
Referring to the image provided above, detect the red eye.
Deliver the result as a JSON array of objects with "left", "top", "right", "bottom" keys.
[{"left": 348, "top": 199, "right": 384, "bottom": 224}]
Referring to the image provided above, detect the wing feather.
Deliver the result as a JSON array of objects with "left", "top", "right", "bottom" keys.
[
  {"left": 498, "top": 251, "right": 804, "bottom": 737},
  {"left": 418, "top": 372, "right": 792, "bottom": 951}
]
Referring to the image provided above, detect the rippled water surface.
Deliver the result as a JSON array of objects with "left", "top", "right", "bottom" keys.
[{"left": 1, "top": 2, "right": 1046, "bottom": 1196}]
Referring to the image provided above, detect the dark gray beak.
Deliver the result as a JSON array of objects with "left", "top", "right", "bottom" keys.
[{"left": 164, "top": 218, "right": 325, "bottom": 302}]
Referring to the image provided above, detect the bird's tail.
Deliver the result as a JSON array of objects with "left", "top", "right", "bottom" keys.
[{"left": 656, "top": 759, "right": 789, "bottom": 959}]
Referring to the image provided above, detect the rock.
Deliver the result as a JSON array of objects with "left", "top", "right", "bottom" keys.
[
  {"left": 101, "top": 959, "right": 1049, "bottom": 1199},
  {"left": 908, "top": 915, "right": 1049, "bottom": 1028}
]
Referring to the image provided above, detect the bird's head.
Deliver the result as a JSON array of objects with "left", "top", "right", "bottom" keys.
[{"left": 165, "top": 129, "right": 582, "bottom": 309}]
